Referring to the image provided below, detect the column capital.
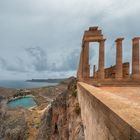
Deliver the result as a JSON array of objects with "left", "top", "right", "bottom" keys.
[
  {"left": 97, "top": 38, "right": 106, "bottom": 43},
  {"left": 101, "top": 38, "right": 106, "bottom": 41},
  {"left": 132, "top": 37, "right": 140, "bottom": 41},
  {"left": 115, "top": 38, "right": 124, "bottom": 42}
]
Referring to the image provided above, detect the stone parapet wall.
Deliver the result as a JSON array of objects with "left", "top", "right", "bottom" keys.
[{"left": 77, "top": 82, "right": 140, "bottom": 140}]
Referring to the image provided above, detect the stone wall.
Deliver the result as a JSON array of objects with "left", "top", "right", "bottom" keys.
[
  {"left": 77, "top": 82, "right": 140, "bottom": 140},
  {"left": 105, "top": 65, "right": 116, "bottom": 79},
  {"left": 123, "top": 62, "right": 130, "bottom": 79},
  {"left": 104, "top": 62, "right": 129, "bottom": 79}
]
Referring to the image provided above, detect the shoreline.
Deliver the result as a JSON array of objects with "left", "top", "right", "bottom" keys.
[{"left": 0, "top": 80, "right": 58, "bottom": 90}]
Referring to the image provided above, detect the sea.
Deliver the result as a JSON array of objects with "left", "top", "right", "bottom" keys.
[{"left": 0, "top": 80, "right": 58, "bottom": 89}]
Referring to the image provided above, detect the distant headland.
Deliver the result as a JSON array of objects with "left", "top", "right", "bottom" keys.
[{"left": 26, "top": 78, "right": 67, "bottom": 83}]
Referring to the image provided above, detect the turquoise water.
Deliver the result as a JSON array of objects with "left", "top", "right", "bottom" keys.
[{"left": 8, "top": 96, "right": 37, "bottom": 108}]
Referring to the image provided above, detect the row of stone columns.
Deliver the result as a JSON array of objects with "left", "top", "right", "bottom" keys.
[
  {"left": 80, "top": 37, "right": 140, "bottom": 80},
  {"left": 115, "top": 37, "right": 140, "bottom": 80}
]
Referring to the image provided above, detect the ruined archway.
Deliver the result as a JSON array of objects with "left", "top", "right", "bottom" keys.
[{"left": 77, "top": 27, "right": 105, "bottom": 81}]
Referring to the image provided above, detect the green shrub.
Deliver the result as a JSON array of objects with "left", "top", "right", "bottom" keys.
[
  {"left": 73, "top": 84, "right": 77, "bottom": 90},
  {"left": 72, "top": 90, "right": 77, "bottom": 97},
  {"left": 74, "top": 103, "right": 81, "bottom": 115}
]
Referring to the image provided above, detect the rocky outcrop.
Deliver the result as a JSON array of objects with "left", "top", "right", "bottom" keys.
[
  {"left": 0, "top": 96, "right": 5, "bottom": 103},
  {"left": 0, "top": 77, "right": 84, "bottom": 140},
  {"left": 0, "top": 108, "right": 28, "bottom": 140},
  {"left": 36, "top": 78, "right": 85, "bottom": 140}
]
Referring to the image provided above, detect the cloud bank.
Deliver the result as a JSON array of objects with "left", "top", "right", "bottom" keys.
[{"left": 0, "top": 0, "right": 140, "bottom": 79}]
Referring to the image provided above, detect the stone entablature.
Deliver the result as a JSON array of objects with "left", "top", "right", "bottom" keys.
[{"left": 83, "top": 26, "right": 103, "bottom": 42}]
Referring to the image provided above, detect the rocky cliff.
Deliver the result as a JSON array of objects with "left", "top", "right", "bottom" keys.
[
  {"left": 36, "top": 78, "right": 85, "bottom": 140},
  {"left": 0, "top": 107, "right": 28, "bottom": 140},
  {"left": 0, "top": 78, "right": 84, "bottom": 140}
]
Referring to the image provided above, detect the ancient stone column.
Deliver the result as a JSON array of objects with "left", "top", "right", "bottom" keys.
[
  {"left": 77, "top": 49, "right": 83, "bottom": 79},
  {"left": 98, "top": 39, "right": 105, "bottom": 79},
  {"left": 81, "top": 46, "right": 84, "bottom": 79},
  {"left": 132, "top": 37, "right": 140, "bottom": 80},
  {"left": 115, "top": 38, "right": 124, "bottom": 80},
  {"left": 83, "top": 41, "right": 89, "bottom": 79}
]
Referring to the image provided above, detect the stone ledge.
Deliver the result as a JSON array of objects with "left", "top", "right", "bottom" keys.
[{"left": 78, "top": 82, "right": 140, "bottom": 133}]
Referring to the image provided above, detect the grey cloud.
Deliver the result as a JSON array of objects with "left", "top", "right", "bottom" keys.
[
  {"left": 0, "top": 57, "right": 27, "bottom": 72},
  {"left": 0, "top": 46, "right": 80, "bottom": 74},
  {"left": 52, "top": 49, "right": 80, "bottom": 72},
  {"left": 0, "top": 0, "right": 140, "bottom": 79},
  {"left": 25, "top": 46, "right": 48, "bottom": 71},
  {"left": 61, "top": 49, "right": 80, "bottom": 71}
]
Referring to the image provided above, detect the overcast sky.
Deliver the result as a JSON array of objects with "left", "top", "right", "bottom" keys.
[{"left": 0, "top": 0, "right": 140, "bottom": 80}]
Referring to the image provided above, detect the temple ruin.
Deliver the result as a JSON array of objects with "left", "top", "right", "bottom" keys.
[{"left": 77, "top": 26, "right": 140, "bottom": 86}]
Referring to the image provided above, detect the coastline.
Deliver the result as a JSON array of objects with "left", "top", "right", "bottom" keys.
[
  {"left": 26, "top": 78, "right": 67, "bottom": 83},
  {"left": 0, "top": 80, "right": 58, "bottom": 89}
]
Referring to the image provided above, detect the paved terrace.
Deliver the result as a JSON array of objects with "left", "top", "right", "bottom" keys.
[{"left": 79, "top": 82, "right": 140, "bottom": 133}]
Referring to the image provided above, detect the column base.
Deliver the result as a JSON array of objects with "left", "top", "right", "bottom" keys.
[
  {"left": 115, "top": 77, "right": 123, "bottom": 80},
  {"left": 97, "top": 73, "right": 104, "bottom": 80},
  {"left": 132, "top": 74, "right": 140, "bottom": 80}
]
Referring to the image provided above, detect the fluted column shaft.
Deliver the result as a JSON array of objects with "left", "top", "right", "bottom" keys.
[
  {"left": 81, "top": 46, "right": 84, "bottom": 78},
  {"left": 77, "top": 48, "right": 83, "bottom": 79},
  {"left": 98, "top": 39, "right": 105, "bottom": 79},
  {"left": 115, "top": 38, "right": 124, "bottom": 80},
  {"left": 132, "top": 37, "right": 140, "bottom": 79},
  {"left": 83, "top": 41, "right": 89, "bottom": 79}
]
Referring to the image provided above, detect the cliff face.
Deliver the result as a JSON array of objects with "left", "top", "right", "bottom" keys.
[
  {"left": 36, "top": 78, "right": 85, "bottom": 140},
  {"left": 0, "top": 78, "right": 84, "bottom": 140},
  {"left": 0, "top": 108, "right": 28, "bottom": 140}
]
